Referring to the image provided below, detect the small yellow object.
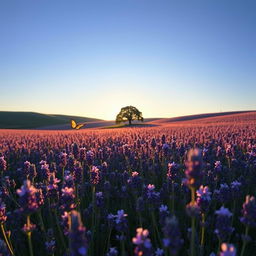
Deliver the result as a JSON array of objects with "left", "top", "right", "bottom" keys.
[{"left": 70, "top": 120, "right": 85, "bottom": 130}]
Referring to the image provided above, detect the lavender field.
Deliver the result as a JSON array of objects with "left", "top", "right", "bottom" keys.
[{"left": 0, "top": 112, "right": 255, "bottom": 256}]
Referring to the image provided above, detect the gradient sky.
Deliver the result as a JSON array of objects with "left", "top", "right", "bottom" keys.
[{"left": 0, "top": 0, "right": 255, "bottom": 120}]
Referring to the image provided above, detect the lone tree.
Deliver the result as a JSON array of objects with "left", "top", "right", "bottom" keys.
[{"left": 116, "top": 106, "right": 144, "bottom": 125}]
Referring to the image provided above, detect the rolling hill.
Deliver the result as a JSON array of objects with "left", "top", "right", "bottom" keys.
[
  {"left": 151, "top": 111, "right": 255, "bottom": 123},
  {"left": 0, "top": 111, "right": 102, "bottom": 129},
  {"left": 0, "top": 110, "right": 255, "bottom": 129}
]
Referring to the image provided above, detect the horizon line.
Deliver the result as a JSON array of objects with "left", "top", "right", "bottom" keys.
[{"left": 0, "top": 109, "right": 255, "bottom": 122}]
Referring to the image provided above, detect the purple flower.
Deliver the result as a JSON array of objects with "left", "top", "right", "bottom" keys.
[
  {"left": 185, "top": 148, "right": 203, "bottom": 188},
  {"left": 49, "top": 162, "right": 57, "bottom": 173},
  {"left": 151, "top": 138, "right": 157, "bottom": 149},
  {"left": 23, "top": 161, "right": 32, "bottom": 177},
  {"left": 196, "top": 185, "right": 211, "bottom": 213},
  {"left": 162, "top": 216, "right": 183, "bottom": 255},
  {"left": 111, "top": 210, "right": 128, "bottom": 233},
  {"left": 72, "top": 143, "right": 80, "bottom": 159},
  {"left": 45, "top": 229, "right": 56, "bottom": 255},
  {"left": 230, "top": 181, "right": 242, "bottom": 198},
  {"left": 186, "top": 201, "right": 200, "bottom": 217},
  {"left": 61, "top": 211, "right": 69, "bottom": 236},
  {"left": 68, "top": 154, "right": 75, "bottom": 171},
  {"left": 79, "top": 148, "right": 86, "bottom": 162},
  {"left": 17, "top": 180, "right": 39, "bottom": 214},
  {"left": 215, "top": 207, "right": 234, "bottom": 242},
  {"left": 225, "top": 145, "right": 232, "bottom": 158},
  {"left": 162, "top": 143, "right": 170, "bottom": 155},
  {"left": 106, "top": 247, "right": 118, "bottom": 256},
  {"left": 132, "top": 228, "right": 153, "bottom": 256},
  {"left": 59, "top": 152, "right": 67, "bottom": 168},
  {"left": 147, "top": 184, "right": 155, "bottom": 191},
  {"left": 45, "top": 240, "right": 56, "bottom": 255},
  {"left": 35, "top": 187, "right": 44, "bottom": 208},
  {"left": 127, "top": 171, "right": 142, "bottom": 189},
  {"left": 0, "top": 157, "right": 7, "bottom": 173},
  {"left": 202, "top": 147, "right": 209, "bottom": 160},
  {"left": 60, "top": 187, "right": 76, "bottom": 212},
  {"left": 95, "top": 192, "right": 104, "bottom": 208},
  {"left": 220, "top": 243, "right": 236, "bottom": 256},
  {"left": 63, "top": 174, "right": 75, "bottom": 188},
  {"left": 167, "top": 162, "right": 178, "bottom": 182},
  {"left": 86, "top": 150, "right": 94, "bottom": 165},
  {"left": 29, "top": 164, "right": 37, "bottom": 180},
  {"left": 159, "top": 205, "right": 170, "bottom": 226},
  {"left": 39, "top": 160, "right": 50, "bottom": 180},
  {"left": 214, "top": 161, "right": 222, "bottom": 174},
  {"left": 161, "top": 134, "right": 166, "bottom": 144},
  {"left": 155, "top": 248, "right": 164, "bottom": 256},
  {"left": 0, "top": 200, "right": 7, "bottom": 224},
  {"left": 214, "top": 184, "right": 232, "bottom": 205},
  {"left": 216, "top": 146, "right": 223, "bottom": 158},
  {"left": 101, "top": 161, "right": 108, "bottom": 171},
  {"left": 240, "top": 195, "right": 256, "bottom": 227},
  {"left": 47, "top": 173, "right": 60, "bottom": 201},
  {"left": 90, "top": 166, "right": 100, "bottom": 185},
  {"left": 69, "top": 210, "right": 88, "bottom": 256},
  {"left": 145, "top": 184, "right": 161, "bottom": 208},
  {"left": 107, "top": 213, "right": 115, "bottom": 228},
  {"left": 74, "top": 162, "right": 83, "bottom": 184},
  {"left": 2, "top": 176, "right": 15, "bottom": 190},
  {"left": 0, "top": 187, "right": 9, "bottom": 202}
]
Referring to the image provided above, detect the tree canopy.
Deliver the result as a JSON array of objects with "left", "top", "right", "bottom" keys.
[{"left": 116, "top": 106, "right": 144, "bottom": 125}]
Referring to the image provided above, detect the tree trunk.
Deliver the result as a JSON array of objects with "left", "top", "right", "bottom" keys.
[{"left": 128, "top": 119, "right": 132, "bottom": 125}]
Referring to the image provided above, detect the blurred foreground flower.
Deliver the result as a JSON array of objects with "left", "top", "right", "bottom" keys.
[
  {"left": 132, "top": 228, "right": 153, "bottom": 256},
  {"left": 69, "top": 210, "right": 88, "bottom": 256}
]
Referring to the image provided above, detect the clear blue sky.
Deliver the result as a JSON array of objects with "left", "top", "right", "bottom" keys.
[{"left": 0, "top": 0, "right": 255, "bottom": 120}]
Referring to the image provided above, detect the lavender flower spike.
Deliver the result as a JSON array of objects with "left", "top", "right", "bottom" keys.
[
  {"left": 69, "top": 210, "right": 88, "bottom": 256},
  {"left": 240, "top": 195, "right": 256, "bottom": 228},
  {"left": 17, "top": 180, "right": 39, "bottom": 214},
  {"left": 185, "top": 148, "right": 203, "bottom": 189},
  {"left": 162, "top": 216, "right": 183, "bottom": 255},
  {"left": 196, "top": 185, "right": 211, "bottom": 213},
  {"left": 113, "top": 210, "right": 128, "bottom": 233},
  {"left": 0, "top": 157, "right": 7, "bottom": 173},
  {"left": 90, "top": 166, "right": 100, "bottom": 185},
  {"left": 0, "top": 200, "right": 7, "bottom": 224},
  {"left": 215, "top": 207, "right": 234, "bottom": 242}
]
